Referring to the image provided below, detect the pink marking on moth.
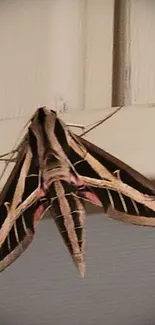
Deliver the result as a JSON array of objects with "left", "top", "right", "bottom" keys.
[
  {"left": 38, "top": 188, "right": 46, "bottom": 198},
  {"left": 70, "top": 173, "right": 84, "bottom": 186},
  {"left": 82, "top": 191, "right": 102, "bottom": 206},
  {"left": 70, "top": 173, "right": 102, "bottom": 206},
  {"left": 33, "top": 205, "right": 45, "bottom": 225}
]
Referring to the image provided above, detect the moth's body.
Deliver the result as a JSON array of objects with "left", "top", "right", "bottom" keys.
[
  {"left": 28, "top": 108, "right": 86, "bottom": 275},
  {"left": 1, "top": 106, "right": 155, "bottom": 276}
]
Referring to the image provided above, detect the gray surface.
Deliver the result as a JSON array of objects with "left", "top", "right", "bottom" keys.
[{"left": 1, "top": 213, "right": 155, "bottom": 325}]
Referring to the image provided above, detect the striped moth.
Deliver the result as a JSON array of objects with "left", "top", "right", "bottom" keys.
[{"left": 1, "top": 106, "right": 155, "bottom": 277}]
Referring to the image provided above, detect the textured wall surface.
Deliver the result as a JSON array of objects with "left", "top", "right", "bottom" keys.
[
  {"left": 1, "top": 214, "right": 155, "bottom": 325},
  {"left": 0, "top": 0, "right": 114, "bottom": 117}
]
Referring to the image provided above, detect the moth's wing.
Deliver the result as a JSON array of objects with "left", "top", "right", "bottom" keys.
[
  {"left": 69, "top": 134, "right": 155, "bottom": 226},
  {"left": 0, "top": 203, "right": 43, "bottom": 271},
  {"left": 46, "top": 180, "right": 85, "bottom": 277},
  {"left": 0, "top": 141, "right": 45, "bottom": 271}
]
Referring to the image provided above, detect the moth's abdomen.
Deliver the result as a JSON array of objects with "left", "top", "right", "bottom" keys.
[{"left": 46, "top": 180, "right": 86, "bottom": 277}]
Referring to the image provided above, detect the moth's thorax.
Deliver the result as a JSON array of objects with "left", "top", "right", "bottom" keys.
[
  {"left": 29, "top": 106, "right": 70, "bottom": 158},
  {"left": 42, "top": 164, "right": 71, "bottom": 189},
  {"left": 29, "top": 106, "right": 73, "bottom": 188}
]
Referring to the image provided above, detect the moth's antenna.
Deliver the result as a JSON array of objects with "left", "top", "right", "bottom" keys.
[
  {"left": 0, "top": 123, "right": 29, "bottom": 181},
  {"left": 80, "top": 106, "right": 123, "bottom": 137},
  {"left": 0, "top": 108, "right": 34, "bottom": 162},
  {"left": 66, "top": 123, "right": 85, "bottom": 131}
]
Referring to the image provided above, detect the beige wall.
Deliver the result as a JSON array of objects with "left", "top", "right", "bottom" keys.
[{"left": 0, "top": 0, "right": 114, "bottom": 118}]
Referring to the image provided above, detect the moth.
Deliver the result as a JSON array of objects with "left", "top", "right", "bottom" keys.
[{"left": 1, "top": 106, "right": 155, "bottom": 277}]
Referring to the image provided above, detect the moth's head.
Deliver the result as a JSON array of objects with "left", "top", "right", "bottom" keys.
[
  {"left": 31, "top": 106, "right": 57, "bottom": 124},
  {"left": 29, "top": 106, "right": 70, "bottom": 161},
  {"left": 30, "top": 106, "right": 69, "bottom": 144}
]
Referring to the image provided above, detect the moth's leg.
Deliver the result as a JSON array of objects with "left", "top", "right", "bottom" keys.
[
  {"left": 79, "top": 175, "right": 155, "bottom": 212},
  {"left": 80, "top": 106, "right": 122, "bottom": 136},
  {"left": 0, "top": 149, "right": 18, "bottom": 159},
  {"left": 0, "top": 154, "right": 19, "bottom": 179},
  {"left": 66, "top": 123, "right": 85, "bottom": 130},
  {"left": 0, "top": 149, "right": 19, "bottom": 164},
  {"left": 0, "top": 158, "right": 17, "bottom": 163},
  {"left": 66, "top": 107, "right": 122, "bottom": 136},
  {"left": 0, "top": 147, "right": 23, "bottom": 182},
  {"left": 0, "top": 134, "right": 27, "bottom": 164}
]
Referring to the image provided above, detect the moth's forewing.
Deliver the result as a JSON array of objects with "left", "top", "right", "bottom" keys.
[
  {"left": 0, "top": 140, "right": 45, "bottom": 271},
  {"left": 68, "top": 133, "right": 155, "bottom": 225}
]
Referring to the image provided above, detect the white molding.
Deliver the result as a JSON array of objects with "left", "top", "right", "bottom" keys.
[
  {"left": 84, "top": 0, "right": 114, "bottom": 110},
  {"left": 1, "top": 104, "right": 155, "bottom": 177},
  {"left": 0, "top": 1, "right": 115, "bottom": 119},
  {"left": 114, "top": 0, "right": 155, "bottom": 106}
]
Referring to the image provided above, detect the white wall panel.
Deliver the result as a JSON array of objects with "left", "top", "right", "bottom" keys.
[
  {"left": 46, "top": 0, "right": 85, "bottom": 112},
  {"left": 0, "top": 0, "right": 48, "bottom": 118},
  {"left": 0, "top": 0, "right": 114, "bottom": 119},
  {"left": 130, "top": 0, "right": 155, "bottom": 105},
  {"left": 84, "top": 0, "right": 114, "bottom": 110},
  {"left": 0, "top": 0, "right": 85, "bottom": 117}
]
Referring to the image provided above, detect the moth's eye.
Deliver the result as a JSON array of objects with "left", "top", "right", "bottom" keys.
[
  {"left": 37, "top": 107, "right": 46, "bottom": 123},
  {"left": 50, "top": 109, "right": 56, "bottom": 115}
]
